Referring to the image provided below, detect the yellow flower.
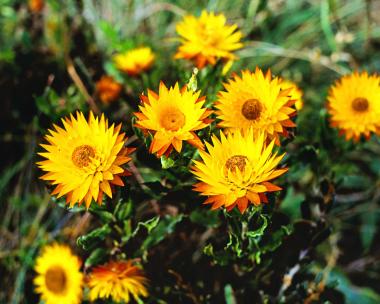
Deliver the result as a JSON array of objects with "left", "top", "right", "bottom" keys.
[
  {"left": 215, "top": 68, "right": 297, "bottom": 145},
  {"left": 87, "top": 260, "right": 148, "bottom": 303},
  {"left": 191, "top": 129, "right": 287, "bottom": 214},
  {"left": 280, "top": 79, "right": 304, "bottom": 111},
  {"left": 134, "top": 82, "right": 213, "bottom": 157},
  {"left": 34, "top": 244, "right": 83, "bottom": 304},
  {"left": 96, "top": 76, "right": 122, "bottom": 104},
  {"left": 37, "top": 112, "right": 134, "bottom": 208},
  {"left": 327, "top": 71, "right": 380, "bottom": 141},
  {"left": 113, "top": 47, "right": 155, "bottom": 76},
  {"left": 175, "top": 10, "right": 243, "bottom": 69}
]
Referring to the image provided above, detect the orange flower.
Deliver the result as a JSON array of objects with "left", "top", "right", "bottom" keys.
[
  {"left": 134, "top": 82, "right": 212, "bottom": 157},
  {"left": 29, "top": 0, "right": 44, "bottom": 12},
  {"left": 96, "top": 76, "right": 122, "bottom": 104},
  {"left": 87, "top": 260, "right": 148, "bottom": 303}
]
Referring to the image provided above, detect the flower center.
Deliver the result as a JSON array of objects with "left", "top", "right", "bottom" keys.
[
  {"left": 71, "top": 145, "right": 95, "bottom": 168},
  {"left": 161, "top": 109, "right": 186, "bottom": 131},
  {"left": 241, "top": 99, "right": 263, "bottom": 120},
  {"left": 351, "top": 97, "right": 369, "bottom": 112},
  {"left": 45, "top": 266, "right": 67, "bottom": 294},
  {"left": 225, "top": 155, "right": 248, "bottom": 173}
]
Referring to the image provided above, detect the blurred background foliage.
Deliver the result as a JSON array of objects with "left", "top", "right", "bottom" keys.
[{"left": 1, "top": 0, "right": 380, "bottom": 303}]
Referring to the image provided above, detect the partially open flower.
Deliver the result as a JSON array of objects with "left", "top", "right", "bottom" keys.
[
  {"left": 29, "top": 0, "right": 44, "bottom": 13},
  {"left": 87, "top": 260, "right": 148, "bottom": 303},
  {"left": 95, "top": 76, "right": 122, "bottom": 104},
  {"left": 113, "top": 47, "right": 155, "bottom": 76},
  {"left": 175, "top": 10, "right": 243, "bottom": 69}
]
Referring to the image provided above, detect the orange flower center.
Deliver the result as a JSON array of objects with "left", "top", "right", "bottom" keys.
[
  {"left": 351, "top": 97, "right": 369, "bottom": 112},
  {"left": 241, "top": 99, "right": 263, "bottom": 120},
  {"left": 72, "top": 145, "right": 95, "bottom": 168},
  {"left": 45, "top": 266, "right": 67, "bottom": 294},
  {"left": 161, "top": 109, "right": 186, "bottom": 131},
  {"left": 225, "top": 155, "right": 248, "bottom": 173}
]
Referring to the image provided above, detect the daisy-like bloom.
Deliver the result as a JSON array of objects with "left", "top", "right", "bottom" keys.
[
  {"left": 175, "top": 10, "right": 243, "bottom": 69},
  {"left": 134, "top": 82, "right": 213, "bottom": 157},
  {"left": 95, "top": 76, "right": 122, "bottom": 104},
  {"left": 34, "top": 244, "right": 83, "bottom": 304},
  {"left": 113, "top": 47, "right": 155, "bottom": 76},
  {"left": 215, "top": 68, "right": 297, "bottom": 145},
  {"left": 191, "top": 129, "right": 287, "bottom": 214},
  {"left": 327, "top": 71, "right": 380, "bottom": 141},
  {"left": 87, "top": 260, "right": 148, "bottom": 303},
  {"left": 37, "top": 111, "right": 134, "bottom": 208},
  {"left": 280, "top": 79, "right": 304, "bottom": 111}
]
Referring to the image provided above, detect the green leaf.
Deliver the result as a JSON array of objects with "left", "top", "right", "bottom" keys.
[
  {"left": 161, "top": 155, "right": 176, "bottom": 169},
  {"left": 280, "top": 187, "right": 305, "bottom": 219},
  {"left": 114, "top": 199, "right": 133, "bottom": 221},
  {"left": 324, "top": 268, "right": 380, "bottom": 304},
  {"left": 84, "top": 248, "right": 107, "bottom": 268},
  {"left": 360, "top": 209, "right": 379, "bottom": 252},
  {"left": 246, "top": 214, "right": 268, "bottom": 239},
  {"left": 123, "top": 216, "right": 160, "bottom": 243},
  {"left": 224, "top": 284, "right": 236, "bottom": 304},
  {"left": 138, "top": 215, "right": 184, "bottom": 257},
  {"left": 77, "top": 224, "right": 111, "bottom": 251},
  {"left": 190, "top": 208, "right": 221, "bottom": 228}
]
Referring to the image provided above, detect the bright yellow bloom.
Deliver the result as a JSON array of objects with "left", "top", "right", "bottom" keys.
[
  {"left": 327, "top": 71, "right": 380, "bottom": 141},
  {"left": 134, "top": 82, "right": 213, "bottom": 157},
  {"left": 96, "top": 76, "right": 122, "bottom": 104},
  {"left": 215, "top": 68, "right": 297, "bottom": 145},
  {"left": 175, "top": 10, "right": 243, "bottom": 69},
  {"left": 34, "top": 244, "right": 83, "bottom": 304},
  {"left": 37, "top": 112, "right": 134, "bottom": 208},
  {"left": 87, "top": 260, "right": 148, "bottom": 303},
  {"left": 191, "top": 129, "right": 287, "bottom": 214},
  {"left": 280, "top": 79, "right": 304, "bottom": 111},
  {"left": 113, "top": 47, "right": 155, "bottom": 76}
]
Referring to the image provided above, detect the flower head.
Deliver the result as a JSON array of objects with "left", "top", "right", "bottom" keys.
[
  {"left": 215, "top": 68, "right": 297, "bottom": 145},
  {"left": 37, "top": 111, "right": 134, "bottom": 208},
  {"left": 34, "top": 244, "right": 83, "bottom": 304},
  {"left": 191, "top": 129, "right": 287, "bottom": 213},
  {"left": 113, "top": 47, "right": 155, "bottom": 76},
  {"left": 175, "top": 10, "right": 243, "bottom": 69},
  {"left": 87, "top": 260, "right": 148, "bottom": 303},
  {"left": 327, "top": 71, "right": 380, "bottom": 141},
  {"left": 96, "top": 76, "right": 122, "bottom": 104},
  {"left": 280, "top": 79, "right": 304, "bottom": 111},
  {"left": 29, "top": 0, "right": 44, "bottom": 12},
  {"left": 134, "top": 82, "right": 212, "bottom": 157}
]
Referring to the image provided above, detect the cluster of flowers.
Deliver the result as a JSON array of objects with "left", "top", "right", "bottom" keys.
[{"left": 34, "top": 9, "right": 380, "bottom": 304}]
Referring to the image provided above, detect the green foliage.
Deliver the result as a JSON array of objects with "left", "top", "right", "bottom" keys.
[{"left": 2, "top": 0, "right": 380, "bottom": 303}]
